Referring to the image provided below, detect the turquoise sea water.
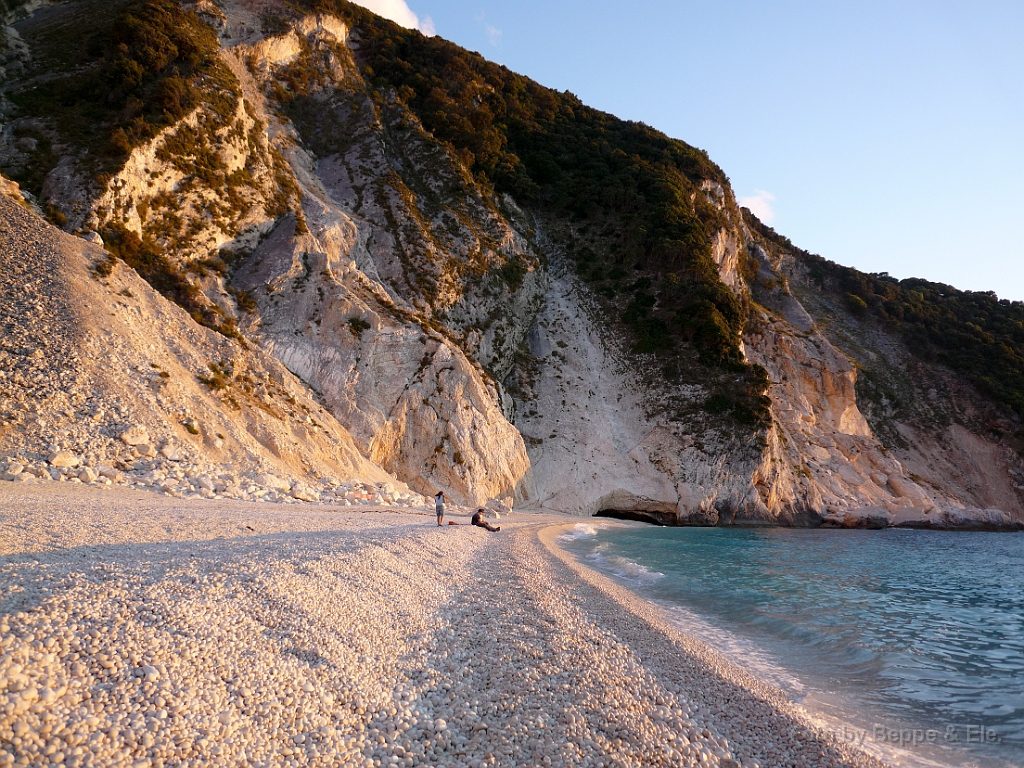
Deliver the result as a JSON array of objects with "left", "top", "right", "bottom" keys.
[{"left": 558, "top": 524, "right": 1024, "bottom": 768}]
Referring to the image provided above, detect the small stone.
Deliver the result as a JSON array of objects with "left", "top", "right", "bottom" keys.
[
  {"left": 47, "top": 450, "right": 81, "bottom": 468},
  {"left": 255, "top": 473, "right": 290, "bottom": 491},
  {"left": 1, "top": 462, "right": 26, "bottom": 480},
  {"left": 78, "top": 466, "right": 99, "bottom": 483},
  {"left": 290, "top": 483, "right": 320, "bottom": 502},
  {"left": 137, "top": 665, "right": 160, "bottom": 682},
  {"left": 119, "top": 425, "right": 150, "bottom": 446},
  {"left": 160, "top": 444, "right": 182, "bottom": 461},
  {"left": 97, "top": 465, "right": 120, "bottom": 480}
]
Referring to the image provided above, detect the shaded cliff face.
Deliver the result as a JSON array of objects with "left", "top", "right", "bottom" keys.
[
  {"left": 210, "top": 9, "right": 538, "bottom": 505},
  {"left": 784, "top": 260, "right": 1024, "bottom": 520},
  {"left": 517, "top": 187, "right": 1022, "bottom": 528},
  {"left": 2, "top": 0, "right": 1021, "bottom": 527},
  {"left": 514, "top": 260, "right": 770, "bottom": 525},
  {"left": 745, "top": 228, "right": 1024, "bottom": 528}
]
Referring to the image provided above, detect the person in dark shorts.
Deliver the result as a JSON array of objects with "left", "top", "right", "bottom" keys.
[
  {"left": 471, "top": 508, "right": 500, "bottom": 532},
  {"left": 435, "top": 491, "right": 445, "bottom": 526}
]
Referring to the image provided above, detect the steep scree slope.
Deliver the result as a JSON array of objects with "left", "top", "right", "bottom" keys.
[{"left": 0, "top": 186, "right": 404, "bottom": 503}]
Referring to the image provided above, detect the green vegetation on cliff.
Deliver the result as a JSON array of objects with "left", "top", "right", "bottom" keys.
[
  {"left": 288, "top": 0, "right": 770, "bottom": 426},
  {"left": 746, "top": 213, "right": 1024, "bottom": 418},
  {"left": 2, "top": 0, "right": 302, "bottom": 341},
  {"left": 2, "top": 0, "right": 237, "bottom": 193},
  {"left": 99, "top": 222, "right": 243, "bottom": 341}
]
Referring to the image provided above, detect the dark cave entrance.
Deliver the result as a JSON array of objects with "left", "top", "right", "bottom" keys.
[{"left": 594, "top": 509, "right": 674, "bottom": 527}]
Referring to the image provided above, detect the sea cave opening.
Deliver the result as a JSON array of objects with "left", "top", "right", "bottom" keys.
[{"left": 594, "top": 509, "right": 673, "bottom": 527}]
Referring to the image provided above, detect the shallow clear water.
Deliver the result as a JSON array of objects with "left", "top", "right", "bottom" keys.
[{"left": 559, "top": 524, "right": 1024, "bottom": 767}]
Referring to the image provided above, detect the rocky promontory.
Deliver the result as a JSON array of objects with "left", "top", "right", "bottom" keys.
[{"left": 0, "top": 0, "right": 1021, "bottom": 530}]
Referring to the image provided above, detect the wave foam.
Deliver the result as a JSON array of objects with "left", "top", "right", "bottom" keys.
[
  {"left": 557, "top": 523, "right": 602, "bottom": 542},
  {"left": 586, "top": 551, "right": 665, "bottom": 584}
]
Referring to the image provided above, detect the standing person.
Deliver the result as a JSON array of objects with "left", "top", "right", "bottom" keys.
[
  {"left": 472, "top": 508, "right": 500, "bottom": 532},
  {"left": 435, "top": 491, "right": 445, "bottom": 526}
]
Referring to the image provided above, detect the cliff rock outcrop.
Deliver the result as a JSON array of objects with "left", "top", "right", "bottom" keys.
[
  {"left": 0, "top": 190, "right": 404, "bottom": 504},
  {"left": 1, "top": 0, "right": 1020, "bottom": 528}
]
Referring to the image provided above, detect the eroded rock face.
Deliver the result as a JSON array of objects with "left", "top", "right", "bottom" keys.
[
  {"left": 9, "top": 1, "right": 1017, "bottom": 528},
  {"left": 231, "top": 210, "right": 534, "bottom": 505},
  {"left": 746, "top": 227, "right": 1024, "bottom": 529},
  {"left": 222, "top": 18, "right": 539, "bottom": 505},
  {"left": 516, "top": 263, "right": 773, "bottom": 524}
]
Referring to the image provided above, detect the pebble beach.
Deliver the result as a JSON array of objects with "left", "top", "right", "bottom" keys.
[{"left": 0, "top": 484, "right": 889, "bottom": 768}]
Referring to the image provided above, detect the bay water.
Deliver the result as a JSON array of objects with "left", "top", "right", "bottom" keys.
[{"left": 558, "top": 523, "right": 1024, "bottom": 767}]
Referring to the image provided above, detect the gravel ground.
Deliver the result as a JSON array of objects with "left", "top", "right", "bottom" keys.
[{"left": 0, "top": 485, "right": 887, "bottom": 768}]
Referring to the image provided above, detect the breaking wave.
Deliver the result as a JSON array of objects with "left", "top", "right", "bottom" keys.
[
  {"left": 557, "top": 523, "right": 603, "bottom": 542},
  {"left": 585, "top": 544, "right": 665, "bottom": 584}
]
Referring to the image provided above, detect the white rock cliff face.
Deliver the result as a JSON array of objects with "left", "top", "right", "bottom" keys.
[
  {"left": 9, "top": 3, "right": 1019, "bottom": 527},
  {"left": 223, "top": 17, "right": 537, "bottom": 505},
  {"left": 231, "top": 213, "right": 533, "bottom": 505},
  {"left": 517, "top": 256, "right": 774, "bottom": 525},
  {"left": 746, "top": 231, "right": 1021, "bottom": 528},
  {"left": 517, "top": 267, "right": 680, "bottom": 518}
]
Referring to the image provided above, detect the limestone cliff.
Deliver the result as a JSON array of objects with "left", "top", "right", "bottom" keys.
[
  {"left": 516, "top": 191, "right": 1022, "bottom": 529},
  {"left": 2, "top": 0, "right": 1020, "bottom": 528},
  {"left": 0, "top": 189, "right": 399, "bottom": 502},
  {"left": 754, "top": 234, "right": 1024, "bottom": 525},
  {"left": 219, "top": 10, "right": 538, "bottom": 504}
]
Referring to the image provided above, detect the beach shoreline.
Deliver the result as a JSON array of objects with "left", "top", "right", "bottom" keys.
[{"left": 1, "top": 484, "right": 889, "bottom": 767}]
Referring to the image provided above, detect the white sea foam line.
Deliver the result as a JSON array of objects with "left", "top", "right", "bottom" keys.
[
  {"left": 558, "top": 526, "right": 666, "bottom": 583},
  {"left": 556, "top": 522, "right": 605, "bottom": 541},
  {"left": 585, "top": 549, "right": 665, "bottom": 584},
  {"left": 566, "top": 531, "right": 801, "bottom": 693},
  {"left": 654, "top": 600, "right": 805, "bottom": 695}
]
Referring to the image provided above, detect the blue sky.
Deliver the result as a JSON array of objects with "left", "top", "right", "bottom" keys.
[{"left": 357, "top": 1, "right": 1024, "bottom": 301}]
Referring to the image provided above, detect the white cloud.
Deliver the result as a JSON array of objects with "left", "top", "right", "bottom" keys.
[
  {"left": 738, "top": 190, "right": 776, "bottom": 224},
  {"left": 350, "top": 0, "right": 435, "bottom": 35},
  {"left": 474, "top": 11, "right": 501, "bottom": 46}
]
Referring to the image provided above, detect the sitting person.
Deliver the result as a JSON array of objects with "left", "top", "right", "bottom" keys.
[{"left": 471, "top": 508, "right": 500, "bottom": 532}]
